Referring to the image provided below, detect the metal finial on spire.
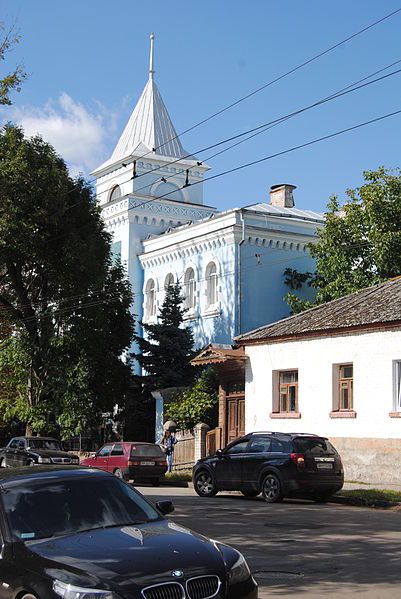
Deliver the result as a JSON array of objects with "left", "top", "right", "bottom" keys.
[{"left": 149, "top": 32, "right": 155, "bottom": 80}]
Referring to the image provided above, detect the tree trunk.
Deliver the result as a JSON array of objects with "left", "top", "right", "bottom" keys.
[{"left": 25, "top": 422, "right": 33, "bottom": 436}]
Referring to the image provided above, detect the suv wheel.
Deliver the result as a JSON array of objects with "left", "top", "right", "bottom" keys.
[
  {"left": 262, "top": 473, "right": 283, "bottom": 503},
  {"left": 194, "top": 471, "right": 217, "bottom": 497}
]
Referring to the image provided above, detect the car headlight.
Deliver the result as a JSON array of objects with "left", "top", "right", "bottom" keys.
[
  {"left": 53, "top": 580, "right": 120, "bottom": 599},
  {"left": 37, "top": 457, "right": 51, "bottom": 464},
  {"left": 228, "top": 551, "right": 252, "bottom": 585}
]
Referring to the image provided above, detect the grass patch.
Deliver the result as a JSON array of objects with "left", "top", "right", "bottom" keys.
[
  {"left": 339, "top": 489, "right": 401, "bottom": 503},
  {"left": 165, "top": 470, "right": 192, "bottom": 482}
]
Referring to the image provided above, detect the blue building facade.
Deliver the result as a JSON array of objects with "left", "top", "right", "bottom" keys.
[{"left": 91, "top": 35, "right": 324, "bottom": 438}]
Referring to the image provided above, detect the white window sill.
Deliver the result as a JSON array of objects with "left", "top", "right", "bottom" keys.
[
  {"left": 183, "top": 310, "right": 197, "bottom": 321},
  {"left": 203, "top": 305, "right": 221, "bottom": 318}
]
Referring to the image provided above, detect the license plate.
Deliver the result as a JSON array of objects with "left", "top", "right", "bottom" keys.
[
  {"left": 140, "top": 461, "right": 155, "bottom": 466},
  {"left": 317, "top": 463, "right": 333, "bottom": 470}
]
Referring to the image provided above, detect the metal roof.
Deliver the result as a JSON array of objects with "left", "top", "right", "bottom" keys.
[
  {"left": 95, "top": 35, "right": 193, "bottom": 172},
  {"left": 244, "top": 202, "right": 324, "bottom": 223}
]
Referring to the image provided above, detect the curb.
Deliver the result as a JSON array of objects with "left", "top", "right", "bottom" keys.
[{"left": 331, "top": 495, "right": 401, "bottom": 509}]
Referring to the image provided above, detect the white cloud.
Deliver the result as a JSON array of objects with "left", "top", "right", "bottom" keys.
[{"left": 2, "top": 93, "right": 116, "bottom": 176}]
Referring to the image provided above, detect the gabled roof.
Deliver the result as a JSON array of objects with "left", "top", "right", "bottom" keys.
[
  {"left": 93, "top": 34, "right": 194, "bottom": 174},
  {"left": 236, "top": 277, "right": 401, "bottom": 344},
  {"left": 191, "top": 344, "right": 245, "bottom": 366}
]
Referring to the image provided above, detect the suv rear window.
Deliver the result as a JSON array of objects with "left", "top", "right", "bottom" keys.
[
  {"left": 131, "top": 444, "right": 164, "bottom": 458},
  {"left": 294, "top": 437, "right": 337, "bottom": 455}
]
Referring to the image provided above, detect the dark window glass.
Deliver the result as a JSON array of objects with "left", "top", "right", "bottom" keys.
[
  {"left": 3, "top": 476, "right": 160, "bottom": 542},
  {"left": 17, "top": 441, "right": 25, "bottom": 450},
  {"left": 270, "top": 438, "right": 293, "bottom": 453},
  {"left": 98, "top": 445, "right": 112, "bottom": 457},
  {"left": 131, "top": 444, "right": 164, "bottom": 458},
  {"left": 225, "top": 440, "right": 249, "bottom": 455},
  {"left": 111, "top": 444, "right": 124, "bottom": 456},
  {"left": 248, "top": 437, "right": 271, "bottom": 453},
  {"left": 294, "top": 438, "right": 336, "bottom": 455},
  {"left": 26, "top": 439, "right": 62, "bottom": 451},
  {"left": 8, "top": 440, "right": 19, "bottom": 449}
]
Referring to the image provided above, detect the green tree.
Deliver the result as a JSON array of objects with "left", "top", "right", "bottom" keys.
[
  {"left": 0, "top": 124, "right": 134, "bottom": 437},
  {"left": 132, "top": 282, "right": 195, "bottom": 392},
  {"left": 0, "top": 22, "right": 26, "bottom": 105},
  {"left": 166, "top": 368, "right": 218, "bottom": 430},
  {"left": 285, "top": 167, "right": 401, "bottom": 312}
]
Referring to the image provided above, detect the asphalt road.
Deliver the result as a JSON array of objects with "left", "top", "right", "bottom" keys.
[{"left": 139, "top": 485, "right": 401, "bottom": 599}]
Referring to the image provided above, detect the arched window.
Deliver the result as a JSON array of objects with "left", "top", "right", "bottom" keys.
[
  {"left": 184, "top": 268, "right": 196, "bottom": 310},
  {"left": 109, "top": 185, "right": 122, "bottom": 202},
  {"left": 164, "top": 273, "right": 174, "bottom": 290},
  {"left": 145, "top": 279, "right": 156, "bottom": 319},
  {"left": 205, "top": 262, "right": 218, "bottom": 308}
]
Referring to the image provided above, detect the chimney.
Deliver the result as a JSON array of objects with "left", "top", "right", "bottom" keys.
[{"left": 269, "top": 184, "right": 296, "bottom": 208}]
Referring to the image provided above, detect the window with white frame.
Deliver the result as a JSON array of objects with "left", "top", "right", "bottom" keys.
[
  {"left": 205, "top": 262, "right": 218, "bottom": 308},
  {"left": 145, "top": 279, "right": 156, "bottom": 320},
  {"left": 394, "top": 361, "right": 401, "bottom": 411},
  {"left": 184, "top": 268, "right": 196, "bottom": 310},
  {"left": 164, "top": 273, "right": 174, "bottom": 290}
]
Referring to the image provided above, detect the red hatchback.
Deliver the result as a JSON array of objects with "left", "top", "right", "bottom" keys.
[{"left": 81, "top": 442, "right": 167, "bottom": 485}]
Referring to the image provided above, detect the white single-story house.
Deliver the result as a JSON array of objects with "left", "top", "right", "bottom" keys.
[{"left": 234, "top": 277, "right": 401, "bottom": 484}]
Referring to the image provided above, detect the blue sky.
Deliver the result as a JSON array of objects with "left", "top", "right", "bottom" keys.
[{"left": 1, "top": 0, "right": 401, "bottom": 213}]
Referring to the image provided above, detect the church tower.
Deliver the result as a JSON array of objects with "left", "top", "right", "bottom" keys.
[{"left": 91, "top": 34, "right": 216, "bottom": 343}]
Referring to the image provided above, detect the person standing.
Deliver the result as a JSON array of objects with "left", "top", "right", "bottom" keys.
[{"left": 161, "top": 429, "right": 177, "bottom": 472}]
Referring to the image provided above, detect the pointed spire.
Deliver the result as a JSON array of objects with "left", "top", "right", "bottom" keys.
[{"left": 149, "top": 32, "right": 155, "bottom": 80}]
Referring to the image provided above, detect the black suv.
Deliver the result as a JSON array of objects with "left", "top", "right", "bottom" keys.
[{"left": 193, "top": 432, "right": 344, "bottom": 503}]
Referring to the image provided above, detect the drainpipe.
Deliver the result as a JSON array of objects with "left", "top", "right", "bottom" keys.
[{"left": 237, "top": 210, "right": 245, "bottom": 336}]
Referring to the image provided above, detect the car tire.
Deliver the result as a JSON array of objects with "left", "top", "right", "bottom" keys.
[
  {"left": 21, "top": 594, "right": 37, "bottom": 599},
  {"left": 194, "top": 470, "right": 217, "bottom": 497},
  {"left": 262, "top": 473, "right": 284, "bottom": 503},
  {"left": 241, "top": 490, "right": 260, "bottom": 498}
]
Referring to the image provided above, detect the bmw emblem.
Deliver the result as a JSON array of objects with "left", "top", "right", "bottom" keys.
[{"left": 171, "top": 570, "right": 183, "bottom": 578}]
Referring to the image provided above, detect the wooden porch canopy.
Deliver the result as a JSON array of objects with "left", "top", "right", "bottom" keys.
[{"left": 191, "top": 344, "right": 246, "bottom": 367}]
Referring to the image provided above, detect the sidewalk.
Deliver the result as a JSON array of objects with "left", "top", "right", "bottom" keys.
[{"left": 343, "top": 480, "right": 401, "bottom": 492}]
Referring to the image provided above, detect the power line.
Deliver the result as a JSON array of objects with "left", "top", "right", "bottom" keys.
[
  {"left": 126, "top": 106, "right": 401, "bottom": 211},
  {"left": 130, "top": 61, "right": 401, "bottom": 196},
  {"left": 128, "top": 7, "right": 401, "bottom": 167},
  {"left": 0, "top": 238, "right": 375, "bottom": 326}
]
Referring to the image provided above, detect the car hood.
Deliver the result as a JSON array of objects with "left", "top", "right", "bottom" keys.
[
  {"left": 19, "top": 520, "right": 228, "bottom": 593},
  {"left": 27, "top": 449, "right": 78, "bottom": 459}
]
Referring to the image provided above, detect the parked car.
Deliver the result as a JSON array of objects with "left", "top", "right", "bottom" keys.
[
  {"left": 0, "top": 465, "right": 257, "bottom": 598},
  {"left": 81, "top": 441, "right": 167, "bottom": 484},
  {"left": 193, "top": 431, "right": 344, "bottom": 503},
  {"left": 0, "top": 436, "right": 79, "bottom": 468}
]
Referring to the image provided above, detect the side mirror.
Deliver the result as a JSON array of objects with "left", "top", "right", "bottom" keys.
[
  {"left": 216, "top": 449, "right": 223, "bottom": 459},
  {"left": 156, "top": 500, "right": 175, "bottom": 516}
]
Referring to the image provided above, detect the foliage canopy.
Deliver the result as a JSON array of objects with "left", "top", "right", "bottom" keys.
[
  {"left": 285, "top": 167, "right": 401, "bottom": 313},
  {"left": 0, "top": 125, "right": 134, "bottom": 437}
]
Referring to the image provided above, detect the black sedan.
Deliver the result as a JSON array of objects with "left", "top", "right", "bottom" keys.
[
  {"left": 0, "top": 436, "right": 79, "bottom": 467},
  {"left": 0, "top": 466, "right": 257, "bottom": 599}
]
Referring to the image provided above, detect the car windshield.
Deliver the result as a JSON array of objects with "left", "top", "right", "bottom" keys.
[
  {"left": 294, "top": 438, "right": 337, "bottom": 455},
  {"left": 131, "top": 444, "right": 164, "bottom": 457},
  {"left": 26, "top": 439, "right": 62, "bottom": 451},
  {"left": 2, "top": 476, "right": 161, "bottom": 542}
]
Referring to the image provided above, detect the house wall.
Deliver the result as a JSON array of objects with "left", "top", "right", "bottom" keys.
[
  {"left": 141, "top": 235, "right": 237, "bottom": 348},
  {"left": 244, "top": 328, "right": 401, "bottom": 483},
  {"left": 239, "top": 241, "right": 316, "bottom": 334}
]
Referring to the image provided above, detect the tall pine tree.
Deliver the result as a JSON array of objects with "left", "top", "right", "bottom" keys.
[{"left": 132, "top": 282, "right": 195, "bottom": 393}]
